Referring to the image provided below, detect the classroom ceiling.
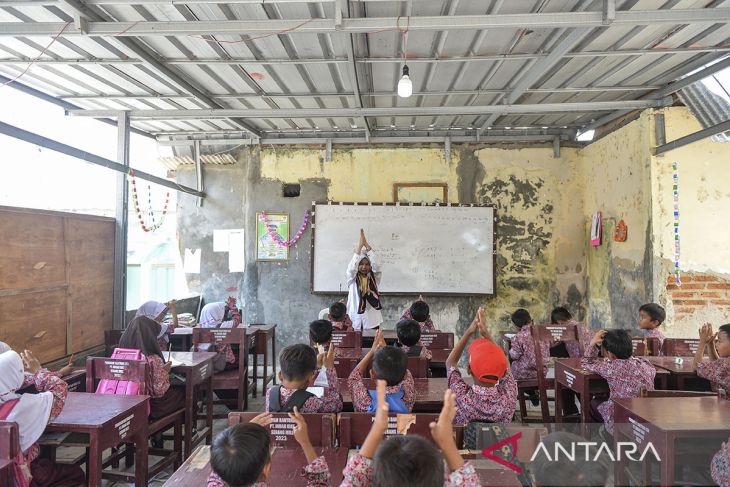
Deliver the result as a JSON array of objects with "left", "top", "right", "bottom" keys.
[{"left": 1, "top": 0, "right": 730, "bottom": 147}]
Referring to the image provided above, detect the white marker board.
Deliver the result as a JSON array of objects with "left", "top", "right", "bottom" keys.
[{"left": 311, "top": 203, "right": 495, "bottom": 295}]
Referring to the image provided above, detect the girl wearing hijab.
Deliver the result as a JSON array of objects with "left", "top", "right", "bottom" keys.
[
  {"left": 119, "top": 317, "right": 184, "bottom": 419},
  {"left": 134, "top": 299, "right": 178, "bottom": 349},
  {"left": 346, "top": 229, "right": 383, "bottom": 331},
  {"left": 197, "top": 297, "right": 241, "bottom": 372},
  {"left": 0, "top": 350, "right": 84, "bottom": 486}
]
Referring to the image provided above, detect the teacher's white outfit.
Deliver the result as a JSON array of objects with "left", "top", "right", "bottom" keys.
[{"left": 346, "top": 250, "right": 383, "bottom": 331}]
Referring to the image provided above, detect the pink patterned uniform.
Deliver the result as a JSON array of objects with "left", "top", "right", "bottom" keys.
[
  {"left": 23, "top": 369, "right": 68, "bottom": 462},
  {"left": 580, "top": 347, "right": 656, "bottom": 434},
  {"left": 207, "top": 456, "right": 331, "bottom": 487},
  {"left": 644, "top": 328, "right": 666, "bottom": 349},
  {"left": 447, "top": 367, "right": 517, "bottom": 425},
  {"left": 696, "top": 358, "right": 730, "bottom": 391},
  {"left": 508, "top": 326, "right": 550, "bottom": 380},
  {"left": 265, "top": 367, "right": 343, "bottom": 413},
  {"left": 712, "top": 439, "right": 730, "bottom": 487},
  {"left": 340, "top": 453, "right": 480, "bottom": 487},
  {"left": 400, "top": 344, "right": 433, "bottom": 360},
  {"left": 347, "top": 368, "right": 415, "bottom": 412},
  {"left": 331, "top": 316, "right": 353, "bottom": 331},
  {"left": 146, "top": 354, "right": 171, "bottom": 398},
  {"left": 400, "top": 308, "right": 436, "bottom": 332}
]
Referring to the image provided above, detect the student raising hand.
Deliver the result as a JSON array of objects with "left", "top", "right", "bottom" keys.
[
  {"left": 21, "top": 349, "right": 41, "bottom": 375},
  {"left": 250, "top": 412, "right": 273, "bottom": 427},
  {"left": 323, "top": 343, "right": 337, "bottom": 370},
  {"left": 288, "top": 407, "right": 318, "bottom": 463},
  {"left": 430, "top": 389, "right": 464, "bottom": 472},
  {"left": 373, "top": 329, "right": 387, "bottom": 350}
]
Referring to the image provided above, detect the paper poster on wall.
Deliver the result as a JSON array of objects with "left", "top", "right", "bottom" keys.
[
  {"left": 590, "top": 211, "right": 602, "bottom": 247},
  {"left": 213, "top": 230, "right": 230, "bottom": 252},
  {"left": 256, "top": 212, "right": 289, "bottom": 261},
  {"left": 228, "top": 230, "right": 246, "bottom": 272},
  {"left": 183, "top": 248, "right": 201, "bottom": 273}
]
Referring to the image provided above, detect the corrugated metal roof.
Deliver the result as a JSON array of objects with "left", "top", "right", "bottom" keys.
[
  {"left": 678, "top": 62, "right": 730, "bottom": 141},
  {"left": 0, "top": 0, "right": 729, "bottom": 144}
]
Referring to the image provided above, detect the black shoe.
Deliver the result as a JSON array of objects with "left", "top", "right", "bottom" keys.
[
  {"left": 527, "top": 390, "right": 540, "bottom": 406},
  {"left": 150, "top": 436, "right": 164, "bottom": 449}
]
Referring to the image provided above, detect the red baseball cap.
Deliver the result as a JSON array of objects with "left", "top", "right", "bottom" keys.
[{"left": 468, "top": 338, "right": 508, "bottom": 384}]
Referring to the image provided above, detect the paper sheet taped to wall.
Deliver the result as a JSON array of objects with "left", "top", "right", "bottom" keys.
[
  {"left": 228, "top": 230, "right": 245, "bottom": 272},
  {"left": 184, "top": 248, "right": 201, "bottom": 274}
]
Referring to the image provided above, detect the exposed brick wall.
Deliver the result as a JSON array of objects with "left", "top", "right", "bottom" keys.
[{"left": 666, "top": 274, "right": 730, "bottom": 322}]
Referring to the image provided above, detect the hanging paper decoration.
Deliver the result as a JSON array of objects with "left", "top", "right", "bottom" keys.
[
  {"left": 260, "top": 210, "right": 310, "bottom": 247},
  {"left": 129, "top": 169, "right": 170, "bottom": 232},
  {"left": 672, "top": 162, "right": 681, "bottom": 286},
  {"left": 613, "top": 219, "right": 628, "bottom": 242}
]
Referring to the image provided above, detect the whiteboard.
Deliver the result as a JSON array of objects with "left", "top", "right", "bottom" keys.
[{"left": 311, "top": 203, "right": 495, "bottom": 295}]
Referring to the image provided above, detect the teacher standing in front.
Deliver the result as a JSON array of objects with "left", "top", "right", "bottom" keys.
[{"left": 346, "top": 229, "right": 383, "bottom": 331}]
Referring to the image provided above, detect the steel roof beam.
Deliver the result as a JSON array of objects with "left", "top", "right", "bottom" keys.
[
  {"left": 66, "top": 99, "right": 671, "bottom": 119},
  {"left": 3, "top": 9, "right": 730, "bottom": 36}
]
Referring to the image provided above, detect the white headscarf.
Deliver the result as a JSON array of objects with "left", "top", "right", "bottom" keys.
[
  {"left": 0, "top": 351, "right": 53, "bottom": 452},
  {"left": 0, "top": 341, "right": 11, "bottom": 354},
  {"left": 199, "top": 302, "right": 228, "bottom": 328},
  {"left": 135, "top": 301, "right": 169, "bottom": 338}
]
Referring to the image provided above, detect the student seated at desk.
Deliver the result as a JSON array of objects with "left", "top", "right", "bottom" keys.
[
  {"left": 198, "top": 298, "right": 241, "bottom": 372},
  {"left": 400, "top": 295, "right": 437, "bottom": 332},
  {"left": 0, "top": 341, "right": 74, "bottom": 379},
  {"left": 310, "top": 319, "right": 337, "bottom": 354},
  {"left": 207, "top": 410, "right": 331, "bottom": 487},
  {"left": 119, "top": 317, "right": 185, "bottom": 420},
  {"left": 266, "top": 344, "right": 342, "bottom": 413},
  {"left": 445, "top": 308, "right": 517, "bottom": 425},
  {"left": 396, "top": 319, "right": 432, "bottom": 359},
  {"left": 342, "top": 381, "right": 479, "bottom": 486},
  {"left": 638, "top": 303, "right": 666, "bottom": 349},
  {"left": 0, "top": 350, "right": 84, "bottom": 487},
  {"left": 328, "top": 301, "right": 353, "bottom": 331},
  {"left": 508, "top": 309, "right": 549, "bottom": 382},
  {"left": 348, "top": 331, "right": 415, "bottom": 413},
  {"left": 581, "top": 329, "right": 655, "bottom": 437},
  {"left": 531, "top": 431, "right": 609, "bottom": 486},
  {"left": 550, "top": 306, "right": 592, "bottom": 358},
  {"left": 695, "top": 323, "right": 730, "bottom": 487},
  {"left": 134, "top": 299, "right": 178, "bottom": 349}
]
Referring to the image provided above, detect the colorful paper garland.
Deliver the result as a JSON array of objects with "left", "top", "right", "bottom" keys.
[
  {"left": 672, "top": 161, "right": 681, "bottom": 286},
  {"left": 129, "top": 169, "right": 170, "bottom": 233},
  {"left": 260, "top": 210, "right": 310, "bottom": 247}
]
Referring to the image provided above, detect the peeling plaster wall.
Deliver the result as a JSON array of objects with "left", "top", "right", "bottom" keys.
[
  {"left": 651, "top": 107, "right": 730, "bottom": 336},
  {"left": 580, "top": 112, "right": 654, "bottom": 331}
]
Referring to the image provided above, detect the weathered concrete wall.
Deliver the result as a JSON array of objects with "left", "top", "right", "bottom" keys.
[
  {"left": 651, "top": 107, "right": 730, "bottom": 336},
  {"left": 580, "top": 112, "right": 654, "bottom": 331}
]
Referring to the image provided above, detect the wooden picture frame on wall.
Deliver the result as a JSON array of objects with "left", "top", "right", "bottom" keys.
[
  {"left": 256, "top": 212, "right": 289, "bottom": 261},
  {"left": 393, "top": 183, "right": 448, "bottom": 203}
]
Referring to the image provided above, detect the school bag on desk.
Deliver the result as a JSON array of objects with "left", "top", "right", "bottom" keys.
[{"left": 95, "top": 348, "right": 151, "bottom": 415}]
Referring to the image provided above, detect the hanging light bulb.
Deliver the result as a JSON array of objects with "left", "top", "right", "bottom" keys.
[{"left": 397, "top": 65, "right": 412, "bottom": 98}]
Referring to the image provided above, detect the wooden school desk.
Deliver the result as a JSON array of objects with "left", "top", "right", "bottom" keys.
[
  {"left": 614, "top": 396, "right": 730, "bottom": 486},
  {"left": 554, "top": 358, "right": 669, "bottom": 428},
  {"left": 62, "top": 368, "right": 87, "bottom": 393},
  {"left": 339, "top": 377, "right": 473, "bottom": 413},
  {"left": 169, "top": 351, "right": 216, "bottom": 459},
  {"left": 646, "top": 356, "right": 712, "bottom": 391},
  {"left": 164, "top": 445, "right": 350, "bottom": 487},
  {"left": 46, "top": 392, "right": 149, "bottom": 487}
]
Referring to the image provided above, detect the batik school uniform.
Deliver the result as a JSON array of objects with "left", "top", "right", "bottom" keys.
[
  {"left": 447, "top": 367, "right": 517, "bottom": 424},
  {"left": 508, "top": 326, "right": 550, "bottom": 380},
  {"left": 400, "top": 344, "right": 433, "bottom": 360},
  {"left": 0, "top": 352, "right": 84, "bottom": 487},
  {"left": 399, "top": 308, "right": 436, "bottom": 332},
  {"left": 134, "top": 300, "right": 174, "bottom": 350},
  {"left": 207, "top": 457, "right": 331, "bottom": 487},
  {"left": 645, "top": 327, "right": 666, "bottom": 350},
  {"left": 696, "top": 357, "right": 730, "bottom": 392},
  {"left": 146, "top": 353, "right": 185, "bottom": 419},
  {"left": 347, "top": 368, "right": 415, "bottom": 413},
  {"left": 199, "top": 302, "right": 241, "bottom": 370},
  {"left": 712, "top": 440, "right": 730, "bottom": 487},
  {"left": 265, "top": 367, "right": 343, "bottom": 413},
  {"left": 341, "top": 454, "right": 480, "bottom": 487},
  {"left": 346, "top": 251, "right": 383, "bottom": 331},
  {"left": 331, "top": 315, "right": 353, "bottom": 331},
  {"left": 580, "top": 347, "right": 655, "bottom": 434}
]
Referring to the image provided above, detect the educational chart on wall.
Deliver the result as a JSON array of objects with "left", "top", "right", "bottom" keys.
[
  {"left": 311, "top": 203, "right": 495, "bottom": 295},
  {"left": 256, "top": 213, "right": 289, "bottom": 261}
]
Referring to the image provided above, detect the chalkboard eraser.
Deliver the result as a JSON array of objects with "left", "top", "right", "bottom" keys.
[
  {"left": 368, "top": 202, "right": 372, "bottom": 206},
  {"left": 353, "top": 202, "right": 358, "bottom": 206},
  {"left": 339, "top": 202, "right": 343, "bottom": 205}
]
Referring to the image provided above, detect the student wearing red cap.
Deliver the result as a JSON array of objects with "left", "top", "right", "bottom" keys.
[{"left": 445, "top": 308, "right": 517, "bottom": 425}]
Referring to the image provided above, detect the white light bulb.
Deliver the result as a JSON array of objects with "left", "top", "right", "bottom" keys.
[{"left": 397, "top": 65, "right": 412, "bottom": 98}]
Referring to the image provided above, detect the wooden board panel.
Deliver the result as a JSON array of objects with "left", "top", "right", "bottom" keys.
[
  {"left": 65, "top": 218, "right": 114, "bottom": 353},
  {"left": 0, "top": 289, "right": 67, "bottom": 363},
  {"left": 0, "top": 210, "right": 66, "bottom": 290}
]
